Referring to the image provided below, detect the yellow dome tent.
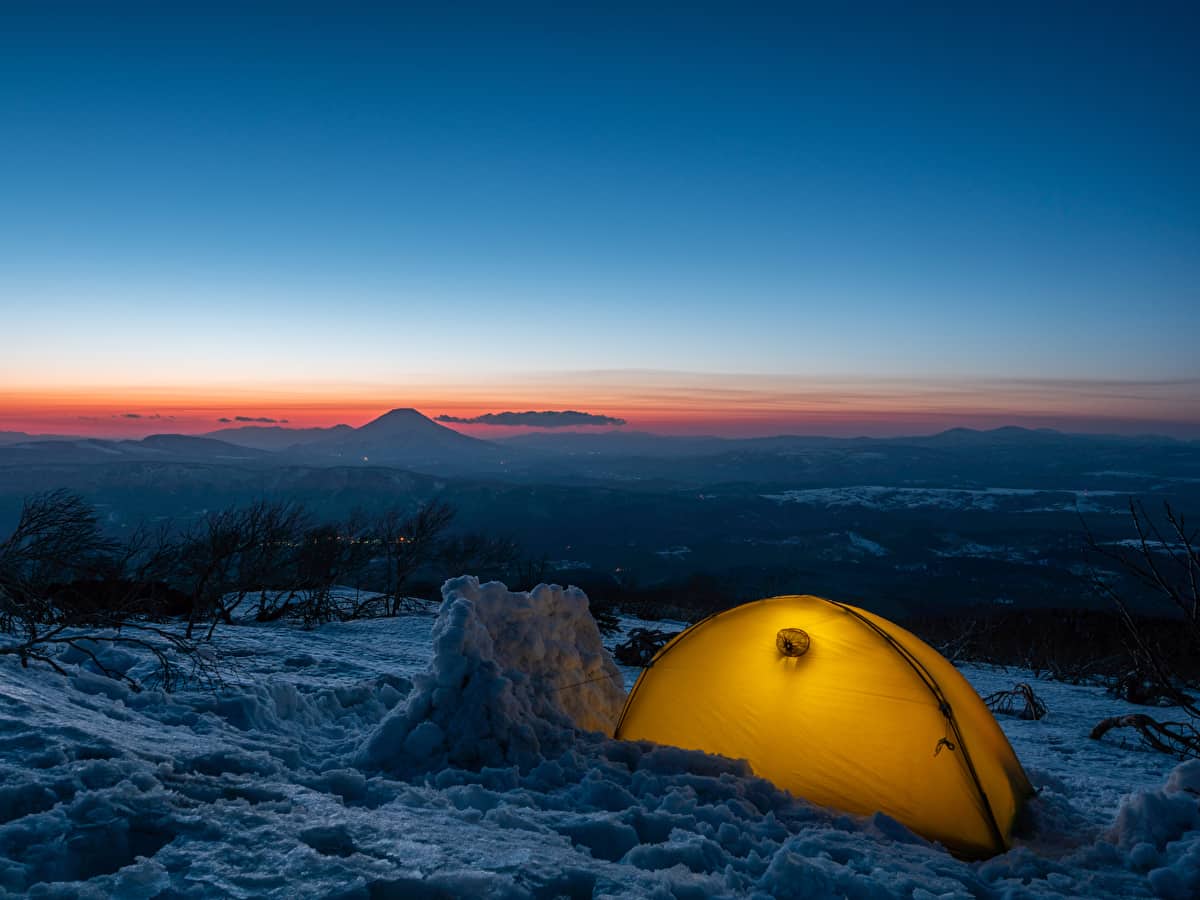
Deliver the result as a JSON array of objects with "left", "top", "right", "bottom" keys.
[{"left": 614, "top": 595, "right": 1034, "bottom": 858}]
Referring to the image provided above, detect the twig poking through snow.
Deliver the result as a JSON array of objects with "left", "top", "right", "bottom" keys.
[{"left": 984, "top": 682, "right": 1048, "bottom": 720}]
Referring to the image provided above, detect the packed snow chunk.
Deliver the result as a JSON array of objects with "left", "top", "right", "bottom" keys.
[
  {"left": 1109, "top": 760, "right": 1200, "bottom": 851},
  {"left": 1165, "top": 759, "right": 1200, "bottom": 796},
  {"left": 550, "top": 812, "right": 639, "bottom": 863},
  {"left": 1107, "top": 760, "right": 1200, "bottom": 900},
  {"left": 358, "top": 577, "right": 624, "bottom": 773}
]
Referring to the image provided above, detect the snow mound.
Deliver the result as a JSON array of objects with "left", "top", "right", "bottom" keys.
[
  {"left": 358, "top": 577, "right": 624, "bottom": 773},
  {"left": 1106, "top": 760, "right": 1200, "bottom": 899},
  {"left": 4, "top": 600, "right": 1200, "bottom": 896}
]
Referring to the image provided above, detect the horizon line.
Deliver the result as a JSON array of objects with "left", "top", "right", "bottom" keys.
[{"left": 3, "top": 413, "right": 1197, "bottom": 445}]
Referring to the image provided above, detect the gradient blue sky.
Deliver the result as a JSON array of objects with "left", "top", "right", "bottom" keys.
[{"left": 2, "top": 3, "right": 1198, "bottom": 436}]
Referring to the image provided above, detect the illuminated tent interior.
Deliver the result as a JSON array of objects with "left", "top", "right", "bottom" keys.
[{"left": 614, "top": 594, "right": 1035, "bottom": 858}]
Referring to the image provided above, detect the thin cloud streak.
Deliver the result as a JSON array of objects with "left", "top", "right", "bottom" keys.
[{"left": 436, "top": 411, "right": 626, "bottom": 428}]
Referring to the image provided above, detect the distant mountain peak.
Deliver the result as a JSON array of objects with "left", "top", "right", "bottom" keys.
[
  {"left": 378, "top": 407, "right": 422, "bottom": 417},
  {"left": 358, "top": 408, "right": 453, "bottom": 434},
  {"left": 295, "top": 407, "right": 503, "bottom": 467}
]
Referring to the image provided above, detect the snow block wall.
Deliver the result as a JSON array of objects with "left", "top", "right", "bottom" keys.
[{"left": 358, "top": 577, "right": 625, "bottom": 773}]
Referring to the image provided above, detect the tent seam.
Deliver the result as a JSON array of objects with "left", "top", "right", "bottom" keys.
[{"left": 821, "top": 597, "right": 1008, "bottom": 855}]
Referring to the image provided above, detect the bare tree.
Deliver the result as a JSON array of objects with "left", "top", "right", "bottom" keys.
[
  {"left": 377, "top": 500, "right": 455, "bottom": 615},
  {"left": 0, "top": 491, "right": 222, "bottom": 692},
  {"left": 2, "top": 490, "right": 525, "bottom": 692},
  {"left": 176, "top": 508, "right": 256, "bottom": 639},
  {"left": 0, "top": 490, "right": 118, "bottom": 631},
  {"left": 0, "top": 620, "right": 224, "bottom": 693},
  {"left": 439, "top": 532, "right": 520, "bottom": 580},
  {"left": 216, "top": 500, "right": 309, "bottom": 627},
  {"left": 0, "top": 490, "right": 115, "bottom": 623},
  {"left": 1084, "top": 499, "right": 1200, "bottom": 757},
  {"left": 512, "top": 554, "right": 550, "bottom": 592},
  {"left": 290, "top": 512, "right": 377, "bottom": 625}
]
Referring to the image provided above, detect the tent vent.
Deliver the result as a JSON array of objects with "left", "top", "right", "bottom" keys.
[{"left": 776, "top": 628, "right": 810, "bottom": 657}]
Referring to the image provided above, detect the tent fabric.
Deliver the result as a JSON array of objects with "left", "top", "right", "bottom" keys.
[{"left": 613, "top": 594, "right": 1035, "bottom": 858}]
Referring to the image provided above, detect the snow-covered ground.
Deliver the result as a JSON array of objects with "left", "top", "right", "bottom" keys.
[
  {"left": 846, "top": 532, "right": 889, "bottom": 557},
  {"left": 932, "top": 542, "right": 1030, "bottom": 562},
  {"left": 763, "top": 486, "right": 1123, "bottom": 514},
  {"left": 1, "top": 581, "right": 1197, "bottom": 899}
]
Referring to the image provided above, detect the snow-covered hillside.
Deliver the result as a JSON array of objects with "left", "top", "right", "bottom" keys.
[
  {"left": 1, "top": 582, "right": 1197, "bottom": 899},
  {"left": 762, "top": 486, "right": 1123, "bottom": 514}
]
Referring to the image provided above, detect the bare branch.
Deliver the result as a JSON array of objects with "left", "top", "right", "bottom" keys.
[{"left": 1090, "top": 713, "right": 1200, "bottom": 759}]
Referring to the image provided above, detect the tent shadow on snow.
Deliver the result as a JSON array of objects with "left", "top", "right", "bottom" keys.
[{"left": 359, "top": 579, "right": 1033, "bottom": 861}]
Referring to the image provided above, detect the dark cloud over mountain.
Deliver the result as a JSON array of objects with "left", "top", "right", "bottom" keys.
[
  {"left": 436, "top": 410, "right": 626, "bottom": 428},
  {"left": 217, "top": 416, "right": 289, "bottom": 424}
]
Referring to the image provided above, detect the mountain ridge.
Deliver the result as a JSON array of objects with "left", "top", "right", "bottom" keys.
[{"left": 1, "top": 419, "right": 1192, "bottom": 475}]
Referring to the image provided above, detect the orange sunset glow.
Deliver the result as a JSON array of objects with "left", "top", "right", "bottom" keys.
[{"left": 4, "top": 373, "right": 1198, "bottom": 439}]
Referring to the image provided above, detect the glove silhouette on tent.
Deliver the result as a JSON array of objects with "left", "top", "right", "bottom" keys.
[{"left": 614, "top": 594, "right": 1035, "bottom": 858}]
